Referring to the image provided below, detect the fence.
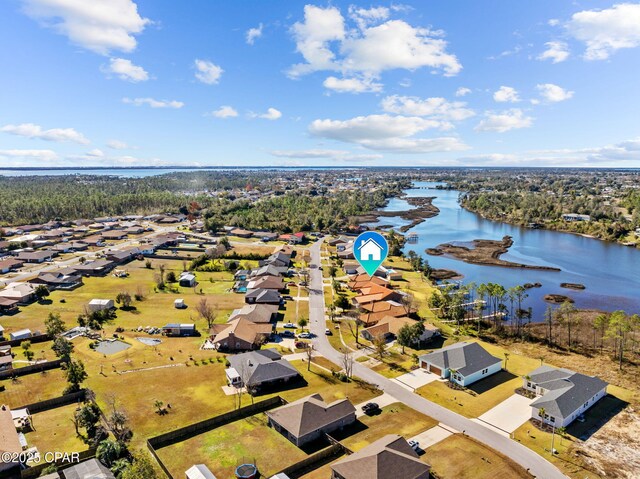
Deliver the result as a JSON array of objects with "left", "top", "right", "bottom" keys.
[
  {"left": 278, "top": 443, "right": 346, "bottom": 478},
  {"left": 16, "top": 389, "right": 86, "bottom": 414},
  {"left": 0, "top": 358, "right": 67, "bottom": 380},
  {"left": 0, "top": 334, "right": 51, "bottom": 348},
  {"left": 146, "top": 396, "right": 285, "bottom": 479}
]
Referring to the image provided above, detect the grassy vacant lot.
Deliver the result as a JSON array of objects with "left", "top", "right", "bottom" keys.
[
  {"left": 426, "top": 434, "right": 530, "bottom": 479},
  {"left": 0, "top": 369, "right": 68, "bottom": 407},
  {"left": 338, "top": 403, "right": 437, "bottom": 452},
  {"left": 25, "top": 404, "right": 90, "bottom": 458},
  {"left": 157, "top": 413, "right": 307, "bottom": 479}
]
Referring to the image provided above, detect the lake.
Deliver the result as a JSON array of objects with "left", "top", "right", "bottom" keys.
[{"left": 369, "top": 181, "right": 640, "bottom": 321}]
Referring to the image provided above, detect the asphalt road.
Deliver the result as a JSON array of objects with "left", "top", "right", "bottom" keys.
[{"left": 307, "top": 239, "right": 566, "bottom": 479}]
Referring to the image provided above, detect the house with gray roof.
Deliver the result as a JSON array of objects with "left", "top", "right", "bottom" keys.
[
  {"left": 59, "top": 458, "right": 115, "bottom": 479},
  {"left": 419, "top": 342, "right": 502, "bottom": 386},
  {"left": 524, "top": 366, "right": 608, "bottom": 427},
  {"left": 226, "top": 349, "right": 300, "bottom": 392},
  {"left": 330, "top": 434, "right": 430, "bottom": 479},
  {"left": 245, "top": 288, "right": 282, "bottom": 305},
  {"left": 266, "top": 393, "right": 356, "bottom": 447}
]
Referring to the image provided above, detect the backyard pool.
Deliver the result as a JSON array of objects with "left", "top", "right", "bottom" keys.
[
  {"left": 94, "top": 339, "right": 131, "bottom": 355},
  {"left": 136, "top": 337, "right": 163, "bottom": 346}
]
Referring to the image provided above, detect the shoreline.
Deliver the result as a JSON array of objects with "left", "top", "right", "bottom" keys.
[{"left": 354, "top": 196, "right": 440, "bottom": 233}]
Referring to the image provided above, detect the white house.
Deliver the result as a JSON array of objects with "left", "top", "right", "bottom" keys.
[
  {"left": 358, "top": 238, "right": 383, "bottom": 262},
  {"left": 419, "top": 342, "right": 502, "bottom": 387},
  {"left": 87, "top": 299, "right": 114, "bottom": 313},
  {"left": 9, "top": 328, "right": 32, "bottom": 341},
  {"left": 524, "top": 366, "right": 608, "bottom": 427}
]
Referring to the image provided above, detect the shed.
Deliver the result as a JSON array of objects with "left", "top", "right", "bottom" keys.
[
  {"left": 186, "top": 464, "right": 217, "bottom": 479},
  {"left": 87, "top": 299, "right": 114, "bottom": 312},
  {"left": 174, "top": 299, "right": 186, "bottom": 309},
  {"left": 9, "top": 328, "right": 32, "bottom": 341}
]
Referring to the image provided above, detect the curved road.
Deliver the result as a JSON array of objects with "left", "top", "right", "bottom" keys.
[{"left": 307, "top": 239, "right": 566, "bottom": 479}]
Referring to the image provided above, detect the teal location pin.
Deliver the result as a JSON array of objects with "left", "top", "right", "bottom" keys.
[{"left": 354, "top": 231, "right": 389, "bottom": 277}]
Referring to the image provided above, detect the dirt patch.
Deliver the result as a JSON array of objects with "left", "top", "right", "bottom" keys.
[
  {"left": 576, "top": 406, "right": 640, "bottom": 478},
  {"left": 353, "top": 196, "right": 440, "bottom": 233},
  {"left": 426, "top": 235, "right": 561, "bottom": 271}
]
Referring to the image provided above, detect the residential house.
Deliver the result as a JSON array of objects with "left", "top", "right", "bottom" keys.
[
  {"left": 327, "top": 236, "right": 351, "bottom": 247},
  {"left": 186, "top": 464, "right": 218, "bottom": 479},
  {"left": 352, "top": 284, "right": 404, "bottom": 308},
  {"left": 105, "top": 247, "right": 140, "bottom": 264},
  {"left": 251, "top": 264, "right": 287, "bottom": 278},
  {"left": 347, "top": 275, "right": 389, "bottom": 291},
  {"left": 246, "top": 275, "right": 285, "bottom": 291},
  {"left": 0, "top": 346, "right": 13, "bottom": 372},
  {"left": 258, "top": 232, "right": 279, "bottom": 242},
  {"left": 29, "top": 271, "right": 83, "bottom": 290},
  {"left": 101, "top": 230, "right": 128, "bottom": 241},
  {"left": 0, "top": 325, "right": 4, "bottom": 339},
  {"left": 87, "top": 299, "right": 114, "bottom": 312},
  {"left": 524, "top": 366, "right": 608, "bottom": 427},
  {"left": 58, "top": 458, "right": 115, "bottom": 479},
  {"left": 16, "top": 250, "right": 56, "bottom": 263},
  {"left": 229, "top": 228, "right": 254, "bottom": 238},
  {"left": 0, "top": 283, "right": 36, "bottom": 305},
  {"left": 562, "top": 213, "right": 591, "bottom": 222},
  {"left": 266, "top": 394, "right": 356, "bottom": 447},
  {"left": 225, "top": 349, "right": 300, "bottom": 392},
  {"left": 0, "top": 405, "right": 22, "bottom": 474},
  {"left": 179, "top": 272, "right": 197, "bottom": 287},
  {"left": 419, "top": 342, "right": 502, "bottom": 386},
  {"left": 359, "top": 301, "right": 408, "bottom": 327},
  {"left": 81, "top": 234, "right": 105, "bottom": 246},
  {"left": 361, "top": 316, "right": 440, "bottom": 344},
  {"left": 0, "top": 298, "right": 19, "bottom": 315},
  {"left": 228, "top": 304, "right": 279, "bottom": 324},
  {"left": 259, "top": 252, "right": 291, "bottom": 268},
  {"left": 245, "top": 288, "right": 282, "bottom": 305},
  {"left": 162, "top": 323, "right": 197, "bottom": 337},
  {"left": 209, "top": 318, "right": 272, "bottom": 351},
  {"left": 330, "top": 434, "right": 430, "bottom": 479},
  {"left": 0, "top": 258, "right": 23, "bottom": 274},
  {"left": 9, "top": 329, "right": 32, "bottom": 341},
  {"left": 72, "top": 259, "right": 115, "bottom": 276}
]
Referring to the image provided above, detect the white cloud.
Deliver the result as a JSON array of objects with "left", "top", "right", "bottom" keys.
[
  {"left": 86, "top": 148, "right": 104, "bottom": 157},
  {"left": 323, "top": 76, "right": 383, "bottom": 93},
  {"left": 536, "top": 83, "right": 574, "bottom": 102},
  {"left": 381, "top": 95, "right": 475, "bottom": 121},
  {"left": 21, "top": 0, "right": 150, "bottom": 55},
  {"left": 210, "top": 106, "right": 239, "bottom": 118},
  {"left": 537, "top": 41, "right": 570, "bottom": 63},
  {"left": 566, "top": 3, "right": 640, "bottom": 60},
  {"left": 493, "top": 86, "right": 520, "bottom": 103},
  {"left": 308, "top": 113, "right": 468, "bottom": 153},
  {"left": 548, "top": 19, "right": 560, "bottom": 27},
  {"left": 455, "top": 87, "right": 471, "bottom": 97},
  {"left": 107, "top": 139, "right": 132, "bottom": 149},
  {"left": 475, "top": 109, "right": 533, "bottom": 133},
  {"left": 348, "top": 5, "right": 390, "bottom": 30},
  {"left": 0, "top": 149, "right": 58, "bottom": 161},
  {"left": 122, "top": 97, "right": 184, "bottom": 108},
  {"left": 246, "top": 23, "right": 263, "bottom": 45},
  {"left": 249, "top": 108, "right": 282, "bottom": 120},
  {"left": 102, "top": 57, "right": 148, "bottom": 82},
  {"left": 194, "top": 59, "right": 223, "bottom": 84},
  {"left": 1, "top": 123, "right": 89, "bottom": 144},
  {"left": 270, "top": 149, "right": 383, "bottom": 161},
  {"left": 288, "top": 5, "right": 461, "bottom": 81}
]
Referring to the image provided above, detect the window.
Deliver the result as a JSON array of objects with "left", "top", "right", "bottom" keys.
[{"left": 550, "top": 416, "right": 555, "bottom": 423}]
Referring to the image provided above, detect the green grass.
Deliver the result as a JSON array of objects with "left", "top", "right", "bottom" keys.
[
  {"left": 426, "top": 434, "right": 530, "bottom": 479},
  {"left": 156, "top": 413, "right": 307, "bottom": 479},
  {"left": 339, "top": 402, "right": 437, "bottom": 451},
  {"left": 25, "top": 404, "right": 90, "bottom": 460}
]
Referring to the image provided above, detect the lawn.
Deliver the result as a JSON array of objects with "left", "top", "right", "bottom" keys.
[
  {"left": 337, "top": 402, "right": 438, "bottom": 452},
  {"left": 0, "top": 369, "right": 68, "bottom": 407},
  {"left": 426, "top": 434, "right": 530, "bottom": 479},
  {"left": 25, "top": 404, "right": 90, "bottom": 459},
  {"left": 156, "top": 413, "right": 307, "bottom": 479},
  {"left": 416, "top": 339, "right": 540, "bottom": 418}
]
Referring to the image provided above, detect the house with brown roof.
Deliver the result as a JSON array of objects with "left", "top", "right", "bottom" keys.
[
  {"left": 361, "top": 316, "right": 440, "bottom": 343},
  {"left": 228, "top": 304, "right": 279, "bottom": 324},
  {"left": 16, "top": 250, "right": 56, "bottom": 263},
  {"left": 266, "top": 394, "right": 356, "bottom": 447},
  {"left": 347, "top": 275, "right": 389, "bottom": 291},
  {"left": 101, "top": 230, "right": 128, "bottom": 241},
  {"left": 0, "top": 258, "right": 23, "bottom": 274},
  {"left": 209, "top": 318, "right": 273, "bottom": 352},
  {"left": 0, "top": 297, "right": 19, "bottom": 314},
  {"left": 229, "top": 228, "right": 254, "bottom": 238},
  {"left": 246, "top": 275, "right": 285, "bottom": 291},
  {"left": 0, "top": 405, "right": 22, "bottom": 473},
  {"left": 29, "top": 271, "right": 83, "bottom": 290},
  {"left": 352, "top": 284, "right": 404, "bottom": 307},
  {"left": 330, "top": 434, "right": 430, "bottom": 479},
  {"left": 0, "top": 283, "right": 36, "bottom": 305},
  {"left": 359, "top": 301, "right": 408, "bottom": 327}
]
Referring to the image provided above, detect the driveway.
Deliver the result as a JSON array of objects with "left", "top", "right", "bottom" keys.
[
  {"left": 354, "top": 392, "right": 397, "bottom": 418},
  {"left": 474, "top": 394, "right": 533, "bottom": 436},
  {"left": 392, "top": 369, "right": 440, "bottom": 391},
  {"left": 408, "top": 423, "right": 458, "bottom": 449}
]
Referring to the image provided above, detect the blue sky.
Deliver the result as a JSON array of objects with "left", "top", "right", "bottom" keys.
[{"left": 1, "top": 0, "right": 639, "bottom": 167}]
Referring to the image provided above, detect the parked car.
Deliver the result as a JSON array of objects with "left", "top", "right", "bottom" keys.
[
  {"left": 325, "top": 328, "right": 332, "bottom": 335},
  {"left": 361, "top": 402, "right": 379, "bottom": 414},
  {"left": 297, "top": 332, "right": 312, "bottom": 339},
  {"left": 283, "top": 295, "right": 294, "bottom": 301},
  {"left": 283, "top": 322, "right": 296, "bottom": 328},
  {"left": 408, "top": 440, "right": 420, "bottom": 452},
  {"left": 280, "top": 330, "right": 295, "bottom": 338}
]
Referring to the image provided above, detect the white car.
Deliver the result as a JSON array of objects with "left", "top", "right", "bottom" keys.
[
  {"left": 283, "top": 322, "right": 296, "bottom": 329},
  {"left": 408, "top": 440, "right": 420, "bottom": 452}
]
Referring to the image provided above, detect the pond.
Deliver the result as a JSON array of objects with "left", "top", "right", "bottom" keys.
[
  {"left": 136, "top": 337, "right": 163, "bottom": 346},
  {"left": 94, "top": 339, "right": 131, "bottom": 355}
]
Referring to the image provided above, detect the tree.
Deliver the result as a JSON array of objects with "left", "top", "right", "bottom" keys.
[
  {"left": 64, "top": 359, "right": 88, "bottom": 393},
  {"left": 116, "top": 291, "right": 132, "bottom": 310},
  {"left": 544, "top": 304, "right": 555, "bottom": 347},
  {"left": 400, "top": 293, "right": 417, "bottom": 316},
  {"left": 166, "top": 271, "right": 177, "bottom": 283},
  {"left": 328, "top": 265, "right": 337, "bottom": 278},
  {"left": 340, "top": 348, "right": 354, "bottom": 378},
  {"left": 45, "top": 312, "right": 66, "bottom": 337},
  {"left": 120, "top": 450, "right": 160, "bottom": 479},
  {"left": 328, "top": 304, "right": 336, "bottom": 322},
  {"left": 153, "top": 400, "right": 165, "bottom": 415},
  {"left": 109, "top": 409, "right": 131, "bottom": 442},
  {"left": 556, "top": 301, "right": 578, "bottom": 350},
  {"left": 52, "top": 336, "right": 74, "bottom": 359},
  {"left": 21, "top": 340, "right": 34, "bottom": 361},
  {"left": 346, "top": 318, "right": 361, "bottom": 345},
  {"left": 305, "top": 343, "right": 314, "bottom": 371},
  {"left": 34, "top": 284, "right": 50, "bottom": 301},
  {"left": 195, "top": 298, "right": 218, "bottom": 329},
  {"left": 372, "top": 335, "right": 387, "bottom": 361},
  {"left": 397, "top": 324, "right": 413, "bottom": 354},
  {"left": 606, "top": 310, "right": 633, "bottom": 370},
  {"left": 297, "top": 317, "right": 308, "bottom": 331},
  {"left": 97, "top": 439, "right": 123, "bottom": 468},
  {"left": 76, "top": 403, "right": 101, "bottom": 438},
  {"left": 594, "top": 313, "right": 610, "bottom": 353}
]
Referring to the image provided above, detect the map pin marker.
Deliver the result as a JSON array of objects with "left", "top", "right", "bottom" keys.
[{"left": 354, "top": 231, "right": 389, "bottom": 278}]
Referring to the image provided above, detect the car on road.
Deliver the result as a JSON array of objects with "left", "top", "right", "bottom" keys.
[
  {"left": 361, "top": 402, "right": 379, "bottom": 415},
  {"left": 325, "top": 328, "right": 332, "bottom": 335},
  {"left": 408, "top": 440, "right": 420, "bottom": 452},
  {"left": 283, "top": 322, "right": 296, "bottom": 328}
]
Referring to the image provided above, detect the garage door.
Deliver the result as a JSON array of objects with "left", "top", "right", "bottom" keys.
[{"left": 429, "top": 364, "right": 442, "bottom": 376}]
